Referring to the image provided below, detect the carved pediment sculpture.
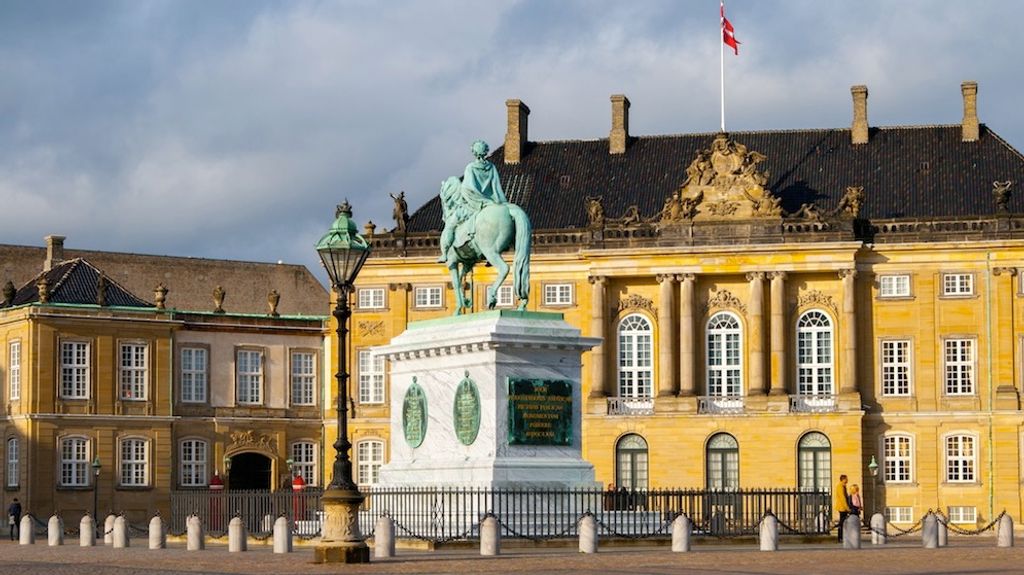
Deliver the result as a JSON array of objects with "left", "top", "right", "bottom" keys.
[
  {"left": 584, "top": 196, "right": 605, "bottom": 228},
  {"left": 616, "top": 293, "right": 656, "bottom": 315},
  {"left": 676, "top": 133, "right": 782, "bottom": 221},
  {"left": 832, "top": 186, "right": 865, "bottom": 219},
  {"left": 993, "top": 180, "right": 1013, "bottom": 213}
]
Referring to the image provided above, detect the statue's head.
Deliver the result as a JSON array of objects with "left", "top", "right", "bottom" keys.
[{"left": 471, "top": 140, "right": 490, "bottom": 159}]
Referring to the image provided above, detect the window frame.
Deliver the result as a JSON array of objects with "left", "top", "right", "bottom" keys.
[
  {"left": 235, "top": 347, "right": 265, "bottom": 405},
  {"left": 180, "top": 345, "right": 209, "bottom": 404},
  {"left": 289, "top": 349, "right": 318, "bottom": 407},
  {"left": 413, "top": 285, "right": 444, "bottom": 310},
  {"left": 59, "top": 436, "right": 91, "bottom": 488},
  {"left": 878, "top": 274, "right": 912, "bottom": 298},
  {"left": 60, "top": 339, "right": 91, "bottom": 400},
  {"left": 617, "top": 314, "right": 654, "bottom": 400},
  {"left": 942, "top": 337, "right": 976, "bottom": 396},
  {"left": 880, "top": 338, "right": 913, "bottom": 397},
  {"left": 6, "top": 437, "right": 19, "bottom": 488},
  {"left": 706, "top": 433, "right": 740, "bottom": 490},
  {"left": 795, "top": 310, "right": 834, "bottom": 396},
  {"left": 179, "top": 438, "right": 208, "bottom": 488},
  {"left": 944, "top": 433, "right": 977, "bottom": 483},
  {"left": 9, "top": 340, "right": 21, "bottom": 401},
  {"left": 290, "top": 441, "right": 318, "bottom": 486},
  {"left": 615, "top": 434, "right": 650, "bottom": 491},
  {"left": 885, "top": 506, "right": 914, "bottom": 523},
  {"left": 797, "top": 432, "right": 832, "bottom": 492},
  {"left": 356, "top": 287, "right": 387, "bottom": 311},
  {"left": 357, "top": 349, "right": 385, "bottom": 405},
  {"left": 119, "top": 437, "right": 150, "bottom": 487},
  {"left": 542, "top": 283, "right": 575, "bottom": 307},
  {"left": 947, "top": 506, "right": 977, "bottom": 524},
  {"left": 356, "top": 439, "right": 385, "bottom": 487},
  {"left": 941, "top": 272, "right": 974, "bottom": 297},
  {"left": 883, "top": 434, "right": 914, "bottom": 484},
  {"left": 118, "top": 341, "right": 149, "bottom": 401},
  {"left": 706, "top": 311, "right": 743, "bottom": 398},
  {"left": 494, "top": 284, "right": 514, "bottom": 308}
]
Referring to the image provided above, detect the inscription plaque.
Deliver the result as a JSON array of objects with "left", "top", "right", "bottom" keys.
[
  {"left": 453, "top": 371, "right": 481, "bottom": 446},
  {"left": 507, "top": 378, "right": 572, "bottom": 446},
  {"left": 402, "top": 378, "right": 427, "bottom": 448}
]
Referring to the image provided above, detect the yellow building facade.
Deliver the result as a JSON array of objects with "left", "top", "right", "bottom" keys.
[{"left": 345, "top": 82, "right": 1024, "bottom": 529}]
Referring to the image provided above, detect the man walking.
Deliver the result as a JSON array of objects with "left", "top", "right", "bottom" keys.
[
  {"left": 834, "top": 474, "right": 849, "bottom": 543},
  {"left": 7, "top": 498, "right": 21, "bottom": 541}
]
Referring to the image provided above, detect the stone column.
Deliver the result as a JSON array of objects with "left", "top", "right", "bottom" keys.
[
  {"left": 657, "top": 274, "right": 677, "bottom": 397},
  {"left": 589, "top": 276, "right": 609, "bottom": 398},
  {"left": 992, "top": 267, "right": 1019, "bottom": 405},
  {"left": 839, "top": 269, "right": 858, "bottom": 394},
  {"left": 747, "top": 272, "right": 767, "bottom": 395},
  {"left": 768, "top": 272, "right": 788, "bottom": 395},
  {"left": 677, "top": 274, "right": 697, "bottom": 397}
]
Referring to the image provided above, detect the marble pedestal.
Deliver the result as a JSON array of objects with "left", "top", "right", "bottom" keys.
[{"left": 374, "top": 310, "right": 600, "bottom": 488}]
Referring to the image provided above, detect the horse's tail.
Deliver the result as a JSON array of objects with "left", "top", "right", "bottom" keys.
[{"left": 508, "top": 204, "right": 532, "bottom": 304}]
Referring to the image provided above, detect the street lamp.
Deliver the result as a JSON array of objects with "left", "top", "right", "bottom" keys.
[
  {"left": 867, "top": 455, "right": 879, "bottom": 518},
  {"left": 313, "top": 200, "right": 371, "bottom": 564},
  {"left": 91, "top": 456, "right": 101, "bottom": 538}
]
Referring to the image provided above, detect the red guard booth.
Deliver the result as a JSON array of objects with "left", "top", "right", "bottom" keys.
[{"left": 209, "top": 473, "right": 225, "bottom": 531}]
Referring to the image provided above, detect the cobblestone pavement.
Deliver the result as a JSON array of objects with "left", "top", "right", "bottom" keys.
[{"left": 0, "top": 538, "right": 1022, "bottom": 575}]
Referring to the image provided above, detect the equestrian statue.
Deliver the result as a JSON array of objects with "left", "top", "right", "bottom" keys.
[{"left": 437, "top": 140, "right": 531, "bottom": 315}]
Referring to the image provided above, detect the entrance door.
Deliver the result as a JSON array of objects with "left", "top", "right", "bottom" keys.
[{"left": 227, "top": 452, "right": 271, "bottom": 491}]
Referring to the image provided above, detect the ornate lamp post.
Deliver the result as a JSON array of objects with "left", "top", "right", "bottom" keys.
[
  {"left": 313, "top": 200, "right": 371, "bottom": 564},
  {"left": 867, "top": 455, "right": 879, "bottom": 518},
  {"left": 91, "top": 456, "right": 101, "bottom": 538}
]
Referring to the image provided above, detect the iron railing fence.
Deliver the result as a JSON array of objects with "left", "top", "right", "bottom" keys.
[{"left": 168, "top": 487, "right": 831, "bottom": 541}]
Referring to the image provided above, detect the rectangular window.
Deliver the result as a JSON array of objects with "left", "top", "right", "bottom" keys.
[
  {"left": 879, "top": 274, "right": 911, "bottom": 298},
  {"left": 413, "top": 286, "right": 443, "bottom": 309},
  {"left": 357, "top": 440, "right": 384, "bottom": 486},
  {"left": 884, "top": 435, "right": 913, "bottom": 483},
  {"left": 60, "top": 437, "right": 89, "bottom": 487},
  {"left": 236, "top": 350, "right": 263, "bottom": 404},
  {"left": 119, "top": 342, "right": 148, "bottom": 400},
  {"left": 358, "top": 350, "right": 385, "bottom": 404},
  {"left": 495, "top": 285, "right": 514, "bottom": 308},
  {"left": 180, "top": 440, "right": 207, "bottom": 487},
  {"left": 181, "top": 347, "right": 208, "bottom": 403},
  {"left": 9, "top": 341, "right": 20, "bottom": 401},
  {"left": 944, "top": 339, "right": 974, "bottom": 395},
  {"left": 942, "top": 273, "right": 974, "bottom": 296},
  {"left": 120, "top": 438, "right": 148, "bottom": 487},
  {"left": 290, "top": 442, "right": 317, "bottom": 486},
  {"left": 946, "top": 435, "right": 976, "bottom": 482},
  {"left": 543, "top": 283, "right": 574, "bottom": 306},
  {"left": 60, "top": 341, "right": 90, "bottom": 399},
  {"left": 291, "top": 351, "right": 316, "bottom": 406},
  {"left": 885, "top": 506, "right": 914, "bottom": 523},
  {"left": 6, "top": 438, "right": 18, "bottom": 488},
  {"left": 947, "top": 506, "right": 977, "bottom": 523},
  {"left": 357, "top": 287, "right": 386, "bottom": 310},
  {"left": 881, "top": 340, "right": 911, "bottom": 396}
]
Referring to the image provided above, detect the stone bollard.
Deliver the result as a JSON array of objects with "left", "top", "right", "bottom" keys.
[
  {"left": 870, "top": 513, "right": 886, "bottom": 545},
  {"left": 374, "top": 516, "right": 395, "bottom": 558},
  {"left": 842, "top": 514, "right": 861, "bottom": 549},
  {"left": 759, "top": 513, "right": 779, "bottom": 551},
  {"left": 480, "top": 515, "right": 500, "bottom": 556},
  {"left": 112, "top": 515, "right": 129, "bottom": 548},
  {"left": 578, "top": 514, "right": 598, "bottom": 554},
  {"left": 921, "top": 513, "right": 938, "bottom": 549},
  {"left": 19, "top": 515, "right": 34, "bottom": 545},
  {"left": 186, "top": 515, "right": 205, "bottom": 551},
  {"left": 228, "top": 516, "right": 247, "bottom": 552},
  {"left": 937, "top": 516, "right": 948, "bottom": 547},
  {"left": 671, "top": 514, "right": 691, "bottom": 552},
  {"left": 149, "top": 515, "right": 166, "bottom": 549},
  {"left": 995, "top": 511, "right": 1011, "bottom": 544},
  {"left": 47, "top": 514, "right": 64, "bottom": 546},
  {"left": 80, "top": 515, "right": 96, "bottom": 547},
  {"left": 273, "top": 516, "right": 293, "bottom": 554},
  {"left": 104, "top": 514, "right": 116, "bottom": 545}
]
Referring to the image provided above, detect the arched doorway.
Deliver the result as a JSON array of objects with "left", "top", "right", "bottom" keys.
[{"left": 226, "top": 452, "right": 271, "bottom": 490}]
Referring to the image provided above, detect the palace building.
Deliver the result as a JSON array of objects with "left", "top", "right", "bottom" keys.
[{"left": 349, "top": 81, "right": 1024, "bottom": 528}]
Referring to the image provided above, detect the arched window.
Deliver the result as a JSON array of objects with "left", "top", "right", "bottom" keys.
[
  {"left": 356, "top": 439, "right": 384, "bottom": 486},
  {"left": 179, "top": 439, "right": 208, "bottom": 487},
  {"left": 706, "top": 312, "right": 742, "bottom": 397},
  {"left": 617, "top": 314, "right": 653, "bottom": 399},
  {"left": 60, "top": 436, "right": 90, "bottom": 487},
  {"left": 119, "top": 437, "right": 149, "bottom": 487},
  {"left": 945, "top": 434, "right": 976, "bottom": 483},
  {"left": 797, "top": 432, "right": 831, "bottom": 491},
  {"left": 615, "top": 434, "right": 649, "bottom": 490},
  {"left": 290, "top": 441, "right": 318, "bottom": 486},
  {"left": 883, "top": 434, "right": 913, "bottom": 483},
  {"left": 797, "top": 311, "right": 834, "bottom": 396},
  {"left": 6, "top": 437, "right": 18, "bottom": 488},
  {"left": 706, "top": 433, "right": 739, "bottom": 489}
]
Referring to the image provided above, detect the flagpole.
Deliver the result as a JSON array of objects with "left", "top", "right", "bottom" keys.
[{"left": 720, "top": 7, "right": 726, "bottom": 134}]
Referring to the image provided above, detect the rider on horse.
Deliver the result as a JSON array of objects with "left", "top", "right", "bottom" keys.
[{"left": 437, "top": 140, "right": 508, "bottom": 263}]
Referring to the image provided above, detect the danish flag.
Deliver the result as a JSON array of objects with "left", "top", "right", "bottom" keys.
[{"left": 721, "top": 1, "right": 740, "bottom": 55}]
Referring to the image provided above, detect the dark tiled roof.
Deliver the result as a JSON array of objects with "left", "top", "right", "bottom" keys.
[
  {"left": 407, "top": 125, "right": 1024, "bottom": 231},
  {"left": 10, "top": 258, "right": 153, "bottom": 308}
]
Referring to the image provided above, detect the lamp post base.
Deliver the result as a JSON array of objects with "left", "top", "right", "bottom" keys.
[{"left": 314, "top": 488, "right": 370, "bottom": 564}]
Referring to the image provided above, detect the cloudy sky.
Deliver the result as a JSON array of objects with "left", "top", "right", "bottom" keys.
[{"left": 2, "top": 1, "right": 1021, "bottom": 284}]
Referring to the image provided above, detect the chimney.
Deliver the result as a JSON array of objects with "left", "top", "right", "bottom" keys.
[
  {"left": 851, "top": 85, "right": 869, "bottom": 145},
  {"left": 610, "top": 94, "right": 630, "bottom": 154},
  {"left": 504, "top": 99, "right": 529, "bottom": 164},
  {"left": 961, "top": 81, "right": 979, "bottom": 142},
  {"left": 43, "top": 235, "right": 65, "bottom": 272}
]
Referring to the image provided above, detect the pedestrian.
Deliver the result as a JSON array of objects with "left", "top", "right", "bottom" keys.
[
  {"left": 7, "top": 498, "right": 21, "bottom": 541},
  {"left": 834, "top": 474, "right": 849, "bottom": 543},
  {"left": 849, "top": 484, "right": 862, "bottom": 517}
]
